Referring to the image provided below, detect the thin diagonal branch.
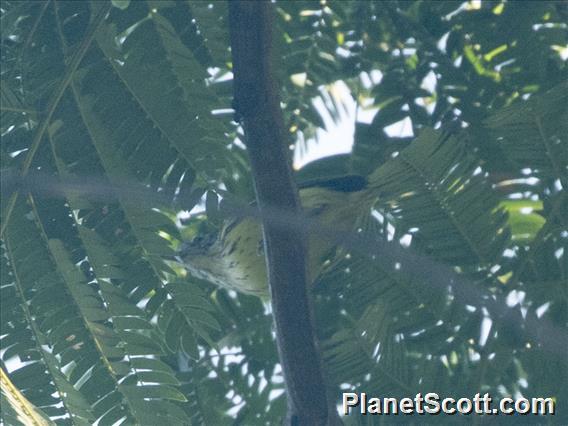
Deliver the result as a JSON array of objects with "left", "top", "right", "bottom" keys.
[{"left": 0, "top": 1, "right": 111, "bottom": 238}]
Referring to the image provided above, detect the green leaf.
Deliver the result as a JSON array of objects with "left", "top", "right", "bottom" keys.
[
  {"left": 111, "top": 0, "right": 130, "bottom": 10},
  {"left": 500, "top": 200, "right": 546, "bottom": 242}
]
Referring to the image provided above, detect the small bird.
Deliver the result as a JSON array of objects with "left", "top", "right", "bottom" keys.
[{"left": 177, "top": 175, "right": 370, "bottom": 299}]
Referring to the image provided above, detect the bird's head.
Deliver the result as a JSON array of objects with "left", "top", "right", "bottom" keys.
[
  {"left": 177, "top": 233, "right": 218, "bottom": 258},
  {"left": 175, "top": 217, "right": 269, "bottom": 298},
  {"left": 176, "top": 231, "right": 230, "bottom": 289}
]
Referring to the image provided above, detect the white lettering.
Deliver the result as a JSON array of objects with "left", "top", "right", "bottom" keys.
[
  {"left": 424, "top": 393, "right": 440, "bottom": 414},
  {"left": 342, "top": 393, "right": 359, "bottom": 415}
]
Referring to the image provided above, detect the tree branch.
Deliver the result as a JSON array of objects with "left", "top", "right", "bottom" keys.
[{"left": 228, "top": 2, "right": 339, "bottom": 424}]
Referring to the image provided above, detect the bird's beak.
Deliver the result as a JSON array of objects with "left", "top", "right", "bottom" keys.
[
  {"left": 178, "top": 241, "right": 199, "bottom": 258},
  {"left": 162, "top": 242, "right": 194, "bottom": 263}
]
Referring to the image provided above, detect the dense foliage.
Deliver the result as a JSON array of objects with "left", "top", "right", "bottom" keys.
[{"left": 1, "top": 1, "right": 566, "bottom": 424}]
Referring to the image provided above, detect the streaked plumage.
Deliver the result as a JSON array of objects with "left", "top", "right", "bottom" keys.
[{"left": 178, "top": 176, "right": 371, "bottom": 298}]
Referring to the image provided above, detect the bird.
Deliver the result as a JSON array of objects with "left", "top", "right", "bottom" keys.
[{"left": 177, "top": 174, "right": 371, "bottom": 299}]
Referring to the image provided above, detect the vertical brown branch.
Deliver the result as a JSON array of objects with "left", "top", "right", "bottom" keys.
[{"left": 228, "top": 2, "right": 339, "bottom": 424}]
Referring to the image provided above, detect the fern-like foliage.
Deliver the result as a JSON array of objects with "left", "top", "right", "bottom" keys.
[
  {"left": 1, "top": 1, "right": 232, "bottom": 423},
  {"left": 315, "top": 128, "right": 506, "bottom": 403},
  {"left": 485, "top": 82, "right": 568, "bottom": 187},
  {"left": 1, "top": 366, "right": 55, "bottom": 426},
  {"left": 1, "top": 0, "right": 566, "bottom": 424},
  {"left": 316, "top": 84, "right": 567, "bottom": 422}
]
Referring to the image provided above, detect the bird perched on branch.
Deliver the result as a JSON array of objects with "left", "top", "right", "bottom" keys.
[{"left": 177, "top": 174, "right": 371, "bottom": 299}]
